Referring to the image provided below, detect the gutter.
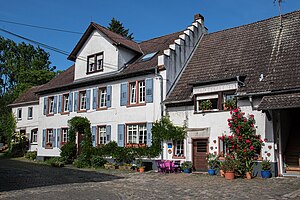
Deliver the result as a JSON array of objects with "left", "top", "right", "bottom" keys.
[
  {"left": 8, "top": 100, "right": 39, "bottom": 107},
  {"left": 155, "top": 67, "right": 164, "bottom": 117},
  {"left": 237, "top": 87, "right": 300, "bottom": 98}
]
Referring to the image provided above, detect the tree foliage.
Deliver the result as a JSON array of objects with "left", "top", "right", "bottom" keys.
[
  {"left": 107, "top": 18, "right": 134, "bottom": 40},
  {"left": 0, "top": 37, "right": 55, "bottom": 143}
]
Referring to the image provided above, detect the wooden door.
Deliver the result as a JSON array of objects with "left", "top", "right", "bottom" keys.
[
  {"left": 193, "top": 139, "right": 208, "bottom": 171},
  {"left": 77, "top": 132, "right": 84, "bottom": 155}
]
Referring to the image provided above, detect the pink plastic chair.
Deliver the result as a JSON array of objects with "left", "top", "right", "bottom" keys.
[
  {"left": 164, "top": 160, "right": 173, "bottom": 173},
  {"left": 156, "top": 160, "right": 166, "bottom": 174}
]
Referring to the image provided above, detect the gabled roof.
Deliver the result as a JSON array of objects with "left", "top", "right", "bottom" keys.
[
  {"left": 166, "top": 10, "right": 300, "bottom": 104},
  {"left": 258, "top": 92, "right": 300, "bottom": 110},
  {"left": 68, "top": 22, "right": 142, "bottom": 61},
  {"left": 9, "top": 85, "right": 44, "bottom": 107}
]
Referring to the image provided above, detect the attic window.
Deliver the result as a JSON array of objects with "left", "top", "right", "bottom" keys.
[
  {"left": 87, "top": 52, "right": 104, "bottom": 74},
  {"left": 141, "top": 52, "right": 158, "bottom": 62}
]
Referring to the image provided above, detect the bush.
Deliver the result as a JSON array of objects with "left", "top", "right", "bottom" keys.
[
  {"left": 60, "top": 142, "right": 77, "bottom": 164},
  {"left": 73, "top": 155, "right": 90, "bottom": 168},
  {"left": 24, "top": 151, "right": 37, "bottom": 160},
  {"left": 46, "top": 157, "right": 65, "bottom": 167},
  {"left": 91, "top": 156, "right": 107, "bottom": 168}
]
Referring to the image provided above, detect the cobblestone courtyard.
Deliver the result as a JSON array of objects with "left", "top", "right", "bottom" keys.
[{"left": 0, "top": 157, "right": 300, "bottom": 199}]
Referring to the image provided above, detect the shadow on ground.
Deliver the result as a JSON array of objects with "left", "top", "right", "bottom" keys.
[{"left": 0, "top": 157, "right": 123, "bottom": 192}]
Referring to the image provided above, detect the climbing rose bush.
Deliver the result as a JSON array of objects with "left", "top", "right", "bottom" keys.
[{"left": 222, "top": 108, "right": 264, "bottom": 175}]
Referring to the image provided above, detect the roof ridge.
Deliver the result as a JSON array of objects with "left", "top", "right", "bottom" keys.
[{"left": 207, "top": 10, "right": 300, "bottom": 36}]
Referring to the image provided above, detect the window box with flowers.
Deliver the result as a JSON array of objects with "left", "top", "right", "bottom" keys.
[
  {"left": 224, "top": 97, "right": 237, "bottom": 110},
  {"left": 199, "top": 99, "right": 213, "bottom": 111}
]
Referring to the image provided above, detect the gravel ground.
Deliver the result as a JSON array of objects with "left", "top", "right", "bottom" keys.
[{"left": 0, "top": 157, "right": 300, "bottom": 199}]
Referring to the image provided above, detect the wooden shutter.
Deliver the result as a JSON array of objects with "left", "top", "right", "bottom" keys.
[
  {"left": 53, "top": 129, "right": 57, "bottom": 147},
  {"left": 107, "top": 85, "right": 112, "bottom": 107},
  {"left": 92, "top": 88, "right": 98, "bottom": 109},
  {"left": 58, "top": 95, "right": 62, "bottom": 113},
  {"left": 74, "top": 92, "right": 78, "bottom": 112},
  {"left": 147, "top": 122, "right": 153, "bottom": 146},
  {"left": 117, "top": 124, "right": 125, "bottom": 147},
  {"left": 120, "top": 83, "right": 128, "bottom": 106},
  {"left": 106, "top": 125, "right": 111, "bottom": 143},
  {"left": 43, "top": 97, "right": 48, "bottom": 115},
  {"left": 53, "top": 96, "right": 58, "bottom": 114},
  {"left": 86, "top": 89, "right": 91, "bottom": 110},
  {"left": 69, "top": 92, "right": 73, "bottom": 112},
  {"left": 57, "top": 129, "right": 61, "bottom": 148},
  {"left": 92, "top": 126, "right": 96, "bottom": 147},
  {"left": 146, "top": 78, "right": 153, "bottom": 103},
  {"left": 42, "top": 129, "right": 46, "bottom": 148}
]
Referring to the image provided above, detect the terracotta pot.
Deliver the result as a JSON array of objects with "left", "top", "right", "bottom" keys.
[
  {"left": 225, "top": 171, "right": 235, "bottom": 180},
  {"left": 246, "top": 172, "right": 252, "bottom": 179},
  {"left": 220, "top": 170, "right": 225, "bottom": 177},
  {"left": 139, "top": 167, "right": 145, "bottom": 173}
]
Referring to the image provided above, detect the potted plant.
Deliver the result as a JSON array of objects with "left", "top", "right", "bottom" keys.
[
  {"left": 199, "top": 100, "right": 212, "bottom": 111},
  {"left": 181, "top": 161, "right": 192, "bottom": 173},
  {"left": 139, "top": 166, "right": 145, "bottom": 173},
  {"left": 207, "top": 153, "right": 219, "bottom": 175},
  {"left": 222, "top": 156, "right": 236, "bottom": 180},
  {"left": 224, "top": 98, "right": 237, "bottom": 110},
  {"left": 245, "top": 159, "right": 254, "bottom": 179},
  {"left": 261, "top": 159, "right": 271, "bottom": 178}
]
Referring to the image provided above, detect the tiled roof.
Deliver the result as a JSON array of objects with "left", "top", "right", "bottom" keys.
[
  {"left": 166, "top": 10, "right": 300, "bottom": 103},
  {"left": 10, "top": 85, "right": 44, "bottom": 106},
  {"left": 258, "top": 92, "right": 300, "bottom": 110}
]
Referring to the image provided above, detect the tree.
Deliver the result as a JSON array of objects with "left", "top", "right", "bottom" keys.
[
  {"left": 0, "top": 37, "right": 56, "bottom": 144},
  {"left": 107, "top": 18, "right": 134, "bottom": 40}
]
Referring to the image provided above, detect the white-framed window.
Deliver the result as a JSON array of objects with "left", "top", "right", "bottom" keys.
[
  {"left": 28, "top": 107, "right": 33, "bottom": 119},
  {"left": 47, "top": 129, "right": 53, "bottom": 145},
  {"left": 17, "top": 108, "right": 22, "bottom": 120},
  {"left": 130, "top": 82, "right": 137, "bottom": 104},
  {"left": 98, "top": 126, "right": 106, "bottom": 145},
  {"left": 174, "top": 140, "right": 184, "bottom": 157},
  {"left": 195, "top": 94, "right": 219, "bottom": 112},
  {"left": 127, "top": 124, "right": 147, "bottom": 144},
  {"left": 129, "top": 80, "right": 146, "bottom": 105},
  {"left": 87, "top": 52, "right": 104, "bottom": 73},
  {"left": 31, "top": 128, "right": 38, "bottom": 143},
  {"left": 139, "top": 81, "right": 145, "bottom": 103},
  {"left": 99, "top": 88, "right": 107, "bottom": 108},
  {"left": 48, "top": 97, "right": 54, "bottom": 114},
  {"left": 79, "top": 91, "right": 87, "bottom": 110},
  {"left": 61, "top": 128, "right": 68, "bottom": 144},
  {"left": 63, "top": 94, "right": 69, "bottom": 112}
]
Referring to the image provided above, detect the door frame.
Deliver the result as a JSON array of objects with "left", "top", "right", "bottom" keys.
[{"left": 192, "top": 137, "right": 209, "bottom": 171}]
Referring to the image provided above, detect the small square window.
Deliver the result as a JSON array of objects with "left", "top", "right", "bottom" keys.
[
  {"left": 28, "top": 107, "right": 33, "bottom": 119},
  {"left": 87, "top": 52, "right": 104, "bottom": 74}
]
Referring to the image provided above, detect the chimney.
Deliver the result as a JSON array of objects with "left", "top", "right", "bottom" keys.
[{"left": 194, "top": 13, "right": 204, "bottom": 22}]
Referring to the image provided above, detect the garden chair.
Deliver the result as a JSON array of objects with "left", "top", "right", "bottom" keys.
[
  {"left": 155, "top": 160, "right": 166, "bottom": 174},
  {"left": 173, "top": 160, "right": 181, "bottom": 173},
  {"left": 164, "top": 160, "right": 173, "bottom": 173}
]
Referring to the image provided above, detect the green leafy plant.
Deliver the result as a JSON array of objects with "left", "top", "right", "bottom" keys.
[
  {"left": 207, "top": 153, "right": 219, "bottom": 169},
  {"left": 24, "top": 151, "right": 37, "bottom": 160},
  {"left": 91, "top": 155, "right": 107, "bottom": 168},
  {"left": 181, "top": 161, "right": 193, "bottom": 170},
  {"left": 199, "top": 100, "right": 212, "bottom": 110},
  {"left": 60, "top": 142, "right": 77, "bottom": 164},
  {"left": 222, "top": 156, "right": 237, "bottom": 172},
  {"left": 224, "top": 98, "right": 237, "bottom": 110},
  {"left": 261, "top": 159, "right": 271, "bottom": 170},
  {"left": 46, "top": 157, "right": 65, "bottom": 167},
  {"left": 73, "top": 154, "right": 90, "bottom": 168}
]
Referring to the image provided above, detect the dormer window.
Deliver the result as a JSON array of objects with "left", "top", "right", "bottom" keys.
[{"left": 87, "top": 52, "right": 104, "bottom": 74}]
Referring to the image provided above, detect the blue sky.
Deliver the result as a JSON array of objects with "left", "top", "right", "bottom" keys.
[{"left": 1, "top": 0, "right": 300, "bottom": 71}]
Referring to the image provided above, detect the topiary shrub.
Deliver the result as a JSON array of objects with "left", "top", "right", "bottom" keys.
[
  {"left": 24, "top": 151, "right": 37, "bottom": 160},
  {"left": 91, "top": 155, "right": 107, "bottom": 168}
]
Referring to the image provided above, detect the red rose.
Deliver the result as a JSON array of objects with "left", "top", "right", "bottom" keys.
[
  {"left": 264, "top": 138, "right": 268, "bottom": 142},
  {"left": 250, "top": 146, "right": 254, "bottom": 151},
  {"left": 250, "top": 114, "right": 254, "bottom": 118},
  {"left": 246, "top": 139, "right": 251, "bottom": 143},
  {"left": 243, "top": 149, "right": 246, "bottom": 152},
  {"left": 234, "top": 108, "right": 238, "bottom": 113},
  {"left": 244, "top": 119, "right": 247, "bottom": 122},
  {"left": 236, "top": 128, "right": 240, "bottom": 134}
]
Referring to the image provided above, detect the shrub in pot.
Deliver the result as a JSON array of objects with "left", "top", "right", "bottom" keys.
[
  {"left": 207, "top": 153, "right": 219, "bottom": 175},
  {"left": 261, "top": 159, "right": 271, "bottom": 178},
  {"left": 181, "top": 161, "right": 192, "bottom": 173},
  {"left": 222, "top": 156, "right": 237, "bottom": 180}
]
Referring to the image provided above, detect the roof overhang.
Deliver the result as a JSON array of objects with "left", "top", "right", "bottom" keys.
[{"left": 258, "top": 92, "right": 300, "bottom": 110}]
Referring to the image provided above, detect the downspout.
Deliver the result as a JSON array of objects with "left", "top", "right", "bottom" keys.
[
  {"left": 155, "top": 66, "right": 164, "bottom": 160},
  {"left": 249, "top": 96, "right": 254, "bottom": 110}
]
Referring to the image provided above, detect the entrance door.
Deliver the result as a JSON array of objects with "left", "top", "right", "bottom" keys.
[
  {"left": 193, "top": 139, "right": 208, "bottom": 171},
  {"left": 77, "top": 132, "right": 84, "bottom": 155}
]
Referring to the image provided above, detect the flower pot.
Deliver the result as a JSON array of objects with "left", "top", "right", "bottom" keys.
[
  {"left": 224, "top": 171, "right": 235, "bottom": 180},
  {"left": 208, "top": 169, "right": 215, "bottom": 175},
  {"left": 139, "top": 167, "right": 145, "bottom": 173},
  {"left": 246, "top": 172, "right": 252, "bottom": 179},
  {"left": 261, "top": 170, "right": 271, "bottom": 178},
  {"left": 183, "top": 169, "right": 191, "bottom": 173},
  {"left": 220, "top": 169, "right": 225, "bottom": 177}
]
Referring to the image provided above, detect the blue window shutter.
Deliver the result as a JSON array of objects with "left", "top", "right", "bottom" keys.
[
  {"left": 86, "top": 89, "right": 91, "bottom": 110},
  {"left": 58, "top": 95, "right": 62, "bottom": 113},
  {"left": 107, "top": 85, "right": 112, "bottom": 107},
  {"left": 146, "top": 78, "right": 153, "bottom": 103},
  {"left": 92, "top": 126, "right": 96, "bottom": 147},
  {"left": 53, "top": 129, "right": 57, "bottom": 147},
  {"left": 69, "top": 92, "right": 73, "bottom": 112},
  {"left": 106, "top": 125, "right": 111, "bottom": 143},
  {"left": 120, "top": 83, "right": 128, "bottom": 106},
  {"left": 92, "top": 88, "right": 98, "bottom": 109},
  {"left": 147, "top": 122, "right": 153, "bottom": 146},
  {"left": 53, "top": 96, "right": 58, "bottom": 114},
  {"left": 74, "top": 92, "right": 78, "bottom": 112},
  {"left": 117, "top": 124, "right": 125, "bottom": 147},
  {"left": 42, "top": 129, "right": 46, "bottom": 148},
  {"left": 57, "top": 129, "right": 61, "bottom": 148},
  {"left": 43, "top": 97, "right": 47, "bottom": 115}
]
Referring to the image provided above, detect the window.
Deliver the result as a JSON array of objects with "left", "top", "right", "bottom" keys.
[
  {"left": 218, "top": 137, "right": 227, "bottom": 157},
  {"left": 87, "top": 52, "right": 104, "bottom": 74},
  {"left": 31, "top": 128, "right": 38, "bottom": 143},
  {"left": 28, "top": 107, "right": 33, "bottom": 119},
  {"left": 99, "top": 88, "right": 107, "bottom": 108},
  {"left": 79, "top": 91, "right": 87, "bottom": 110},
  {"left": 141, "top": 52, "right": 158, "bottom": 61},
  {"left": 17, "top": 108, "right": 22, "bottom": 120},
  {"left": 46, "top": 129, "right": 53, "bottom": 147},
  {"left": 97, "top": 126, "right": 106, "bottom": 145},
  {"left": 48, "top": 97, "right": 54, "bottom": 114},
  {"left": 61, "top": 128, "right": 68, "bottom": 144},
  {"left": 174, "top": 140, "right": 184, "bottom": 157},
  {"left": 129, "top": 80, "right": 145, "bottom": 105},
  {"left": 127, "top": 124, "right": 147, "bottom": 144},
  {"left": 63, "top": 94, "right": 70, "bottom": 112}
]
